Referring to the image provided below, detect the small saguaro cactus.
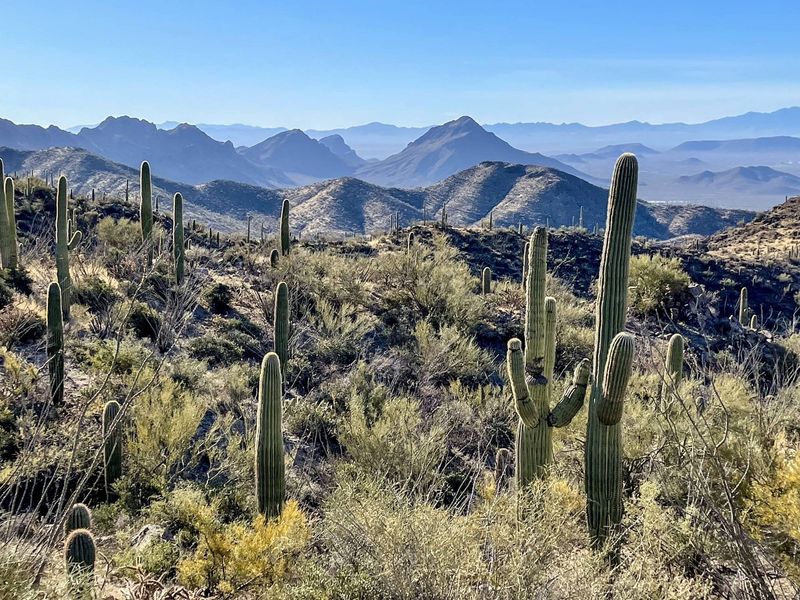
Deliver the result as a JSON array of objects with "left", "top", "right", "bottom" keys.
[
  {"left": 661, "top": 333, "right": 684, "bottom": 402},
  {"left": 173, "top": 193, "right": 185, "bottom": 284},
  {"left": 738, "top": 287, "right": 749, "bottom": 325},
  {"left": 255, "top": 352, "right": 285, "bottom": 519},
  {"left": 65, "top": 529, "right": 96, "bottom": 576},
  {"left": 3, "top": 174, "right": 19, "bottom": 269},
  {"left": 56, "top": 176, "right": 82, "bottom": 319},
  {"left": 279, "top": 200, "right": 291, "bottom": 256},
  {"left": 494, "top": 447, "right": 512, "bottom": 492},
  {"left": 750, "top": 314, "right": 758, "bottom": 330},
  {"left": 102, "top": 400, "right": 123, "bottom": 493},
  {"left": 140, "top": 161, "right": 153, "bottom": 266},
  {"left": 64, "top": 503, "right": 92, "bottom": 535},
  {"left": 488, "top": 211, "right": 493, "bottom": 230},
  {"left": 518, "top": 222, "right": 523, "bottom": 236},
  {"left": 481, "top": 267, "right": 491, "bottom": 294},
  {"left": 274, "top": 282, "right": 289, "bottom": 371},
  {"left": 47, "top": 282, "right": 64, "bottom": 405},
  {"left": 270, "top": 248, "right": 280, "bottom": 267},
  {"left": 406, "top": 231, "right": 414, "bottom": 253}
]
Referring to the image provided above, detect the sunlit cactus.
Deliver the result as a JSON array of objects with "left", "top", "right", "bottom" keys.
[
  {"left": 173, "top": 193, "right": 184, "bottom": 284},
  {"left": 140, "top": 161, "right": 153, "bottom": 266},
  {"left": 255, "top": 352, "right": 285, "bottom": 519},
  {"left": 481, "top": 267, "right": 491, "bottom": 294},
  {"left": 279, "top": 200, "right": 290, "bottom": 256},
  {"left": 102, "top": 400, "right": 123, "bottom": 493},
  {"left": 56, "top": 176, "right": 81, "bottom": 319},
  {"left": 64, "top": 503, "right": 92, "bottom": 535},
  {"left": 274, "top": 281, "right": 289, "bottom": 371}
]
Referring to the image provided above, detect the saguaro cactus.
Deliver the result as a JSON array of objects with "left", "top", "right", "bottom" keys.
[
  {"left": 274, "top": 282, "right": 289, "bottom": 371},
  {"left": 481, "top": 267, "right": 491, "bottom": 294},
  {"left": 64, "top": 503, "right": 92, "bottom": 535},
  {"left": 738, "top": 287, "right": 749, "bottom": 325},
  {"left": 582, "top": 153, "right": 638, "bottom": 547},
  {"left": 4, "top": 176, "right": 18, "bottom": 269},
  {"left": 173, "top": 193, "right": 184, "bottom": 284},
  {"left": 750, "top": 314, "right": 758, "bottom": 330},
  {"left": 47, "top": 282, "right": 64, "bottom": 405},
  {"left": 279, "top": 200, "right": 290, "bottom": 256},
  {"left": 102, "top": 400, "right": 123, "bottom": 493},
  {"left": 56, "top": 176, "right": 81, "bottom": 319},
  {"left": 0, "top": 161, "right": 10, "bottom": 269},
  {"left": 661, "top": 333, "right": 684, "bottom": 401},
  {"left": 140, "top": 161, "right": 153, "bottom": 266},
  {"left": 65, "top": 529, "right": 96, "bottom": 575},
  {"left": 270, "top": 248, "right": 280, "bottom": 267},
  {"left": 255, "top": 352, "right": 285, "bottom": 519}
]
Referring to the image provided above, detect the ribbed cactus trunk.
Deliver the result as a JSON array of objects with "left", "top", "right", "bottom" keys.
[
  {"left": 47, "top": 282, "right": 64, "bottom": 405},
  {"left": 738, "top": 287, "right": 748, "bottom": 325},
  {"left": 521, "top": 241, "right": 529, "bottom": 287},
  {"left": 255, "top": 352, "right": 285, "bottom": 519},
  {"left": 173, "top": 193, "right": 184, "bottom": 284},
  {"left": 507, "top": 228, "right": 555, "bottom": 488},
  {"left": 64, "top": 529, "right": 96, "bottom": 575},
  {"left": 64, "top": 503, "right": 92, "bottom": 535},
  {"left": 4, "top": 175, "right": 18, "bottom": 269},
  {"left": 585, "top": 153, "right": 638, "bottom": 548},
  {"left": 661, "top": 333, "right": 684, "bottom": 402},
  {"left": 750, "top": 314, "right": 758, "bottom": 330},
  {"left": 481, "top": 267, "right": 491, "bottom": 294},
  {"left": 56, "top": 176, "right": 81, "bottom": 319},
  {"left": 279, "top": 200, "right": 290, "bottom": 256},
  {"left": 140, "top": 161, "right": 153, "bottom": 267},
  {"left": 270, "top": 248, "right": 280, "bottom": 267},
  {"left": 273, "top": 282, "right": 289, "bottom": 372},
  {"left": 0, "top": 160, "right": 10, "bottom": 269},
  {"left": 102, "top": 400, "right": 123, "bottom": 494}
]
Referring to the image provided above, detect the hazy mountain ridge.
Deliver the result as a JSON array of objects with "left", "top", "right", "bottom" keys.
[{"left": 0, "top": 146, "right": 753, "bottom": 240}]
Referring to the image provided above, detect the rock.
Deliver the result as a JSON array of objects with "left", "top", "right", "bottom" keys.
[{"left": 130, "top": 524, "right": 170, "bottom": 551}]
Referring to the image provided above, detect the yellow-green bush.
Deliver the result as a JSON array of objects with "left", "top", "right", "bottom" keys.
[{"left": 628, "top": 254, "right": 691, "bottom": 317}]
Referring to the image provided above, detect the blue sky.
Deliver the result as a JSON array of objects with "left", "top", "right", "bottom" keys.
[{"left": 4, "top": 0, "right": 798, "bottom": 128}]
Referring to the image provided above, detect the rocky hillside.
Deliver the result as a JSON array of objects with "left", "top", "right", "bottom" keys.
[{"left": 707, "top": 195, "right": 800, "bottom": 258}]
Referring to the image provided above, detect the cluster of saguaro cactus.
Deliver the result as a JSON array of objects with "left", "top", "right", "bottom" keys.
[
  {"left": 173, "top": 193, "right": 185, "bottom": 284},
  {"left": 279, "top": 200, "right": 290, "bottom": 256},
  {"left": 255, "top": 352, "right": 285, "bottom": 519},
  {"left": 102, "top": 400, "right": 123, "bottom": 494},
  {"left": 47, "top": 282, "right": 65, "bottom": 405},
  {"left": 481, "top": 267, "right": 492, "bottom": 294},
  {"left": 140, "top": 161, "right": 153, "bottom": 267},
  {"left": 56, "top": 176, "right": 82, "bottom": 319},
  {"left": 274, "top": 282, "right": 289, "bottom": 371}
]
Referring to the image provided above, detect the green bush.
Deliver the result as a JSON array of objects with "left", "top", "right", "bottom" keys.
[
  {"left": 628, "top": 254, "right": 691, "bottom": 317},
  {"left": 73, "top": 275, "right": 119, "bottom": 313},
  {"left": 127, "top": 301, "right": 161, "bottom": 341},
  {"left": 203, "top": 282, "right": 233, "bottom": 314},
  {"left": 187, "top": 335, "right": 244, "bottom": 367}
]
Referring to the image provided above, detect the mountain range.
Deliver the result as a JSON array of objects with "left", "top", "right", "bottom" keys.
[{"left": 0, "top": 146, "right": 753, "bottom": 240}]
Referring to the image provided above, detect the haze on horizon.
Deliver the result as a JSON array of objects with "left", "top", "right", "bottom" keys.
[{"left": 4, "top": 0, "right": 799, "bottom": 130}]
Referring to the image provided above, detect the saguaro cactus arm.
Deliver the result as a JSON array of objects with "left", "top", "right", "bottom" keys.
[
  {"left": 507, "top": 339, "right": 538, "bottom": 427},
  {"left": 548, "top": 359, "right": 591, "bottom": 427},
  {"left": 597, "top": 332, "right": 634, "bottom": 426}
]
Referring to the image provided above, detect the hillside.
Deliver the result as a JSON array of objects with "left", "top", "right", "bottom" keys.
[{"left": 0, "top": 147, "right": 754, "bottom": 239}]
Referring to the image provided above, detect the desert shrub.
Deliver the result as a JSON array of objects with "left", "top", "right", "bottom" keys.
[
  {"left": 187, "top": 334, "right": 245, "bottom": 367},
  {"left": 0, "top": 276, "right": 12, "bottom": 311},
  {"left": 628, "top": 254, "right": 691, "bottom": 317},
  {"left": 0, "top": 304, "right": 46, "bottom": 347},
  {"left": 82, "top": 338, "right": 152, "bottom": 375},
  {"left": 203, "top": 282, "right": 233, "bottom": 314},
  {"left": 127, "top": 301, "right": 161, "bottom": 341},
  {"left": 73, "top": 274, "right": 119, "bottom": 313},
  {"left": 119, "top": 370, "right": 206, "bottom": 506},
  {"left": 412, "top": 320, "right": 491, "bottom": 387},
  {"left": 340, "top": 392, "right": 447, "bottom": 496},
  {"left": 211, "top": 317, "right": 265, "bottom": 362},
  {"left": 284, "top": 397, "right": 338, "bottom": 449},
  {"left": 3, "top": 267, "right": 33, "bottom": 295},
  {"left": 97, "top": 216, "right": 141, "bottom": 252},
  {"left": 308, "top": 298, "right": 377, "bottom": 365}
]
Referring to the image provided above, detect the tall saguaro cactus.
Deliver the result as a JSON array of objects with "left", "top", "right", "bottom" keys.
[
  {"left": 481, "top": 267, "right": 491, "bottom": 294},
  {"left": 255, "top": 352, "right": 285, "bottom": 519},
  {"left": 279, "top": 200, "right": 290, "bottom": 256},
  {"left": 140, "top": 161, "right": 153, "bottom": 266},
  {"left": 3, "top": 175, "right": 18, "bottom": 269},
  {"left": 583, "top": 153, "right": 638, "bottom": 547},
  {"left": 47, "top": 282, "right": 64, "bottom": 405},
  {"left": 0, "top": 160, "right": 9, "bottom": 268},
  {"left": 56, "top": 176, "right": 81, "bottom": 319},
  {"left": 102, "top": 400, "right": 123, "bottom": 493},
  {"left": 738, "top": 287, "right": 749, "bottom": 325},
  {"left": 274, "top": 282, "right": 289, "bottom": 371},
  {"left": 173, "top": 193, "right": 184, "bottom": 284}
]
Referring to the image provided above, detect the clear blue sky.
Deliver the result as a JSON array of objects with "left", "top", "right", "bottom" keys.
[{"left": 4, "top": 0, "right": 798, "bottom": 129}]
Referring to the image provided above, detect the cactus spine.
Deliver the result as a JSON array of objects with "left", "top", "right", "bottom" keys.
[
  {"left": 56, "top": 176, "right": 81, "bottom": 319},
  {"left": 65, "top": 503, "right": 92, "bottom": 535},
  {"left": 584, "top": 153, "right": 638, "bottom": 547},
  {"left": 738, "top": 287, "right": 748, "bottom": 324},
  {"left": 279, "top": 200, "right": 290, "bottom": 256},
  {"left": 140, "top": 161, "right": 153, "bottom": 267},
  {"left": 661, "top": 334, "right": 684, "bottom": 402},
  {"left": 274, "top": 281, "right": 289, "bottom": 371},
  {"left": 47, "top": 282, "right": 64, "bottom": 405},
  {"left": 255, "top": 352, "right": 285, "bottom": 519},
  {"left": 481, "top": 267, "right": 491, "bottom": 294},
  {"left": 64, "top": 529, "right": 96, "bottom": 575},
  {"left": 172, "top": 193, "right": 184, "bottom": 284},
  {"left": 102, "top": 400, "right": 123, "bottom": 493}
]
